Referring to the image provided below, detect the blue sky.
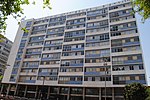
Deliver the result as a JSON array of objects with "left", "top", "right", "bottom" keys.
[{"left": 4, "top": 0, "right": 150, "bottom": 85}]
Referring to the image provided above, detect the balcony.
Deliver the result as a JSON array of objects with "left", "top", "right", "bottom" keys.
[
  {"left": 27, "top": 65, "right": 39, "bottom": 68},
  {"left": 12, "top": 71, "right": 18, "bottom": 75},
  {"left": 126, "top": 80, "right": 146, "bottom": 84},
  {"left": 61, "top": 63, "right": 83, "bottom": 67},
  {"left": 21, "top": 40, "right": 27, "bottom": 43},
  {"left": 41, "top": 57, "right": 60, "bottom": 61},
  {"left": 19, "top": 45, "right": 25, "bottom": 48},
  {"left": 124, "top": 59, "right": 143, "bottom": 64},
  {"left": 59, "top": 81, "right": 82, "bottom": 84},
  {"left": 87, "top": 25, "right": 108, "bottom": 29},
  {"left": 67, "top": 21, "right": 85, "bottom": 26},
  {"left": 71, "top": 47, "right": 84, "bottom": 51},
  {"left": 24, "top": 80, "right": 36, "bottom": 83},
  {"left": 122, "top": 41, "right": 140, "bottom": 47},
  {"left": 65, "top": 27, "right": 85, "bottom": 32},
  {"left": 87, "top": 12, "right": 108, "bottom": 17},
  {"left": 86, "top": 39, "right": 100, "bottom": 43},
  {"left": 38, "top": 72, "right": 58, "bottom": 76},
  {"left": 20, "top": 72, "right": 37, "bottom": 75},
  {"left": 29, "top": 39, "right": 44, "bottom": 42},
  {"left": 84, "top": 72, "right": 107, "bottom": 76},
  {"left": 47, "top": 31, "right": 64, "bottom": 35},
  {"left": 44, "top": 43, "right": 62, "bottom": 47},
  {"left": 85, "top": 53, "right": 110, "bottom": 58},
  {"left": 70, "top": 63, "right": 83, "bottom": 67},
  {"left": 110, "top": 13, "right": 132, "bottom": 19},
  {"left": 111, "top": 26, "right": 137, "bottom": 32},
  {"left": 32, "top": 28, "right": 46, "bottom": 32},
  {"left": 65, "top": 34, "right": 85, "bottom": 38},
  {"left": 17, "top": 52, "right": 23, "bottom": 54},
  {"left": 23, "top": 58, "right": 41, "bottom": 61},
  {"left": 87, "top": 17, "right": 108, "bottom": 23},
  {"left": 13, "top": 65, "right": 19, "bottom": 68},
  {"left": 9, "top": 79, "right": 16, "bottom": 82},
  {"left": 38, "top": 72, "right": 50, "bottom": 76},
  {"left": 16, "top": 58, "right": 21, "bottom": 60},
  {"left": 113, "top": 59, "right": 143, "bottom": 65},
  {"left": 26, "top": 51, "right": 42, "bottom": 55},
  {"left": 109, "top": 5, "right": 132, "bottom": 13}
]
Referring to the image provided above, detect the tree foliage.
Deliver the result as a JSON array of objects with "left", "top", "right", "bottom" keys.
[
  {"left": 146, "top": 88, "right": 150, "bottom": 100},
  {"left": 0, "top": 0, "right": 51, "bottom": 38},
  {"left": 124, "top": 82, "right": 149, "bottom": 100},
  {"left": 132, "top": 0, "right": 150, "bottom": 21}
]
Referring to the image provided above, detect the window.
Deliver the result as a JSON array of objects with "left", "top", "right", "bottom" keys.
[
  {"left": 71, "top": 88, "right": 83, "bottom": 94},
  {"left": 133, "top": 56, "right": 138, "bottom": 60},
  {"left": 126, "top": 76, "right": 130, "bottom": 80},
  {"left": 139, "top": 65, "right": 144, "bottom": 70},
  {"left": 135, "top": 76, "right": 139, "bottom": 80},
  {"left": 86, "top": 88, "right": 99, "bottom": 95}
]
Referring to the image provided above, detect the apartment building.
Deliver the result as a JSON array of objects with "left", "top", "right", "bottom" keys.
[
  {"left": 0, "top": 37, "right": 12, "bottom": 75},
  {"left": 1, "top": 0, "right": 147, "bottom": 100}
]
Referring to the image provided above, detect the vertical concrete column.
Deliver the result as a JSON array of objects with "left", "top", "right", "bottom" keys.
[
  {"left": 67, "top": 87, "right": 70, "bottom": 100},
  {"left": 24, "top": 85, "right": 27, "bottom": 97},
  {"left": 47, "top": 86, "right": 50, "bottom": 99},
  {"left": 6, "top": 84, "right": 11, "bottom": 96},
  {"left": 99, "top": 88, "right": 101, "bottom": 100},
  {"left": 83, "top": 87, "right": 85, "bottom": 100},
  {"left": 112, "top": 87, "right": 114, "bottom": 100},
  {"left": 35, "top": 85, "right": 38, "bottom": 99},
  {"left": 14, "top": 84, "right": 18, "bottom": 96},
  {"left": 57, "top": 87, "right": 60, "bottom": 100},
  {"left": 0, "top": 84, "right": 4, "bottom": 94}
]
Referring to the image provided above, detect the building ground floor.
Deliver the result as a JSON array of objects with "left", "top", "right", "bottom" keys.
[{"left": 0, "top": 84, "right": 124, "bottom": 100}]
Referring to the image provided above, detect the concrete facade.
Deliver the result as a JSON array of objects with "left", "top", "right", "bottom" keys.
[
  {"left": 1, "top": 0, "right": 147, "bottom": 100},
  {"left": 0, "top": 37, "right": 12, "bottom": 75}
]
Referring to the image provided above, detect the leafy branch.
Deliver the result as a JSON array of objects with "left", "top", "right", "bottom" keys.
[
  {"left": 0, "top": 0, "right": 51, "bottom": 36},
  {"left": 132, "top": 0, "right": 150, "bottom": 22}
]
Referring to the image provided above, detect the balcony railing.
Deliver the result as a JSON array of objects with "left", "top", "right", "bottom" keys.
[
  {"left": 38, "top": 72, "right": 58, "bottom": 76},
  {"left": 87, "top": 25, "right": 108, "bottom": 29},
  {"left": 44, "top": 43, "right": 63, "bottom": 47},
  {"left": 12, "top": 71, "right": 18, "bottom": 74},
  {"left": 26, "top": 51, "right": 42, "bottom": 55},
  {"left": 71, "top": 48, "right": 84, "bottom": 51},
  {"left": 47, "top": 31, "right": 64, "bottom": 34},
  {"left": 126, "top": 80, "right": 146, "bottom": 84},
  {"left": 9, "top": 79, "right": 16, "bottom": 82},
  {"left": 16, "top": 58, "right": 21, "bottom": 60},
  {"left": 61, "top": 63, "right": 83, "bottom": 67},
  {"left": 27, "top": 65, "right": 39, "bottom": 68},
  {"left": 59, "top": 81, "right": 82, "bottom": 84},
  {"left": 87, "top": 12, "right": 108, "bottom": 17},
  {"left": 67, "top": 21, "right": 85, "bottom": 26},
  {"left": 41, "top": 57, "right": 60, "bottom": 61},
  {"left": 29, "top": 39, "right": 44, "bottom": 42},
  {"left": 84, "top": 72, "right": 110, "bottom": 75},
  {"left": 24, "top": 80, "right": 36, "bottom": 83},
  {"left": 113, "top": 59, "right": 143, "bottom": 65},
  {"left": 123, "top": 41, "right": 140, "bottom": 47},
  {"left": 65, "top": 34, "right": 85, "bottom": 38},
  {"left": 85, "top": 53, "right": 110, "bottom": 58}
]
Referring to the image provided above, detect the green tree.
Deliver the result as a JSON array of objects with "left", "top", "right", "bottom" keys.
[
  {"left": 124, "top": 82, "right": 149, "bottom": 100},
  {"left": 0, "top": 0, "right": 51, "bottom": 38},
  {"left": 132, "top": 0, "right": 150, "bottom": 21},
  {"left": 146, "top": 88, "right": 150, "bottom": 100}
]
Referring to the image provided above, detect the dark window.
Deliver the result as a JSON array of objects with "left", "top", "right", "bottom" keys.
[{"left": 85, "top": 88, "right": 99, "bottom": 95}]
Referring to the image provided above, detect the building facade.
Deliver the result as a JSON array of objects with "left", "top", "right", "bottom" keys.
[
  {"left": 1, "top": 0, "right": 147, "bottom": 100},
  {"left": 0, "top": 37, "right": 12, "bottom": 75}
]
